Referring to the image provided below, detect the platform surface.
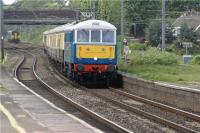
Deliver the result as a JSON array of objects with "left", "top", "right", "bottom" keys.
[{"left": 0, "top": 66, "right": 100, "bottom": 133}]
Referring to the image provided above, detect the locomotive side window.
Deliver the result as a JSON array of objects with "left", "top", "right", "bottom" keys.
[
  {"left": 102, "top": 30, "right": 114, "bottom": 43},
  {"left": 77, "top": 30, "right": 89, "bottom": 42},
  {"left": 91, "top": 30, "right": 100, "bottom": 43}
]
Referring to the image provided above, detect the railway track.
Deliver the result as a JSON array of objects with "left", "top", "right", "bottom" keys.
[
  {"left": 12, "top": 43, "right": 200, "bottom": 133},
  {"left": 14, "top": 50, "right": 132, "bottom": 133},
  {"left": 54, "top": 65, "right": 200, "bottom": 133},
  {"left": 109, "top": 87, "right": 200, "bottom": 122},
  {"left": 88, "top": 88, "right": 200, "bottom": 133}
]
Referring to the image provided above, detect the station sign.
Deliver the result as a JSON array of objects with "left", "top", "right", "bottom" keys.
[
  {"left": 182, "top": 42, "right": 193, "bottom": 48},
  {"left": 81, "top": 12, "right": 94, "bottom": 18}
]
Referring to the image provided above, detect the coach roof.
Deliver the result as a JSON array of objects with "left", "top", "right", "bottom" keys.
[{"left": 43, "top": 20, "right": 116, "bottom": 34}]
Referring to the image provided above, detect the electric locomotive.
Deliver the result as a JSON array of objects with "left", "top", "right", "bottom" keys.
[
  {"left": 8, "top": 31, "right": 20, "bottom": 43},
  {"left": 43, "top": 20, "right": 117, "bottom": 84}
]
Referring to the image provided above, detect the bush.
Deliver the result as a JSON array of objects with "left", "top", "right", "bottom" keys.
[
  {"left": 191, "top": 55, "right": 200, "bottom": 65},
  {"left": 166, "top": 41, "right": 200, "bottom": 55},
  {"left": 129, "top": 42, "right": 147, "bottom": 51},
  {"left": 128, "top": 47, "right": 179, "bottom": 65}
]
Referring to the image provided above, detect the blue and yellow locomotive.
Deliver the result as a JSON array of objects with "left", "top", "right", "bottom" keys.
[{"left": 43, "top": 20, "right": 117, "bottom": 84}]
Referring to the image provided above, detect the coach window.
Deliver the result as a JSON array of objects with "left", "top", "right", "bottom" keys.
[
  {"left": 77, "top": 30, "right": 89, "bottom": 42},
  {"left": 91, "top": 30, "right": 100, "bottom": 43},
  {"left": 102, "top": 30, "right": 114, "bottom": 43}
]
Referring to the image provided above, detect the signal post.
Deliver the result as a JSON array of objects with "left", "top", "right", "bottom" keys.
[{"left": 0, "top": 0, "right": 4, "bottom": 61}]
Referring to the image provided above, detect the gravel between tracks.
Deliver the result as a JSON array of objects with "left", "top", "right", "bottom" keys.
[
  {"left": 29, "top": 46, "right": 178, "bottom": 133},
  {"left": 90, "top": 89, "right": 200, "bottom": 132}
]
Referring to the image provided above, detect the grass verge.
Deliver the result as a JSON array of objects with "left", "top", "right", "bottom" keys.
[{"left": 119, "top": 62, "right": 200, "bottom": 84}]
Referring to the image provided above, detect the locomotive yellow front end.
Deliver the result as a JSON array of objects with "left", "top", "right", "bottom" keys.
[
  {"left": 73, "top": 20, "right": 117, "bottom": 84},
  {"left": 76, "top": 45, "right": 115, "bottom": 60}
]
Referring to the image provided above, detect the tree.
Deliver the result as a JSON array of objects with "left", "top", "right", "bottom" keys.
[
  {"left": 10, "top": 0, "right": 64, "bottom": 10},
  {"left": 146, "top": 21, "right": 161, "bottom": 47},
  {"left": 96, "top": 0, "right": 120, "bottom": 30},
  {"left": 146, "top": 21, "right": 174, "bottom": 47},
  {"left": 125, "top": 0, "right": 161, "bottom": 36},
  {"left": 179, "top": 23, "right": 198, "bottom": 43},
  {"left": 68, "top": 0, "right": 121, "bottom": 30},
  {"left": 167, "top": 0, "right": 200, "bottom": 12},
  {"left": 68, "top": 0, "right": 91, "bottom": 11},
  {"left": 124, "top": 0, "right": 200, "bottom": 36}
]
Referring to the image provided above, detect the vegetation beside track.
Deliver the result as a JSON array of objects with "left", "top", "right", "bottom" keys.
[
  {"left": 0, "top": 52, "right": 7, "bottom": 65},
  {"left": 118, "top": 43, "right": 200, "bottom": 86},
  {"left": 119, "top": 62, "right": 200, "bottom": 83},
  {"left": 20, "top": 25, "right": 55, "bottom": 44}
]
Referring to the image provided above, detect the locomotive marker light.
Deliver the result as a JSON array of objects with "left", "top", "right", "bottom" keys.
[
  {"left": 77, "top": 64, "right": 84, "bottom": 72},
  {"left": 94, "top": 57, "right": 98, "bottom": 61}
]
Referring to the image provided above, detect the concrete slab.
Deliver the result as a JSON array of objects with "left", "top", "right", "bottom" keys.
[
  {"left": 1, "top": 94, "right": 52, "bottom": 133},
  {"left": 0, "top": 66, "right": 102, "bottom": 133},
  {"left": 0, "top": 110, "right": 18, "bottom": 133}
]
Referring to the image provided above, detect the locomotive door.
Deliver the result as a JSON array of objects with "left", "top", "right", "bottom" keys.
[
  {"left": 56, "top": 34, "right": 60, "bottom": 61},
  {"left": 59, "top": 33, "right": 64, "bottom": 62}
]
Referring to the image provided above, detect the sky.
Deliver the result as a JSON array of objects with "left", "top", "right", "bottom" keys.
[
  {"left": 2, "top": 0, "right": 70, "bottom": 6},
  {"left": 3, "top": 0, "right": 16, "bottom": 5}
]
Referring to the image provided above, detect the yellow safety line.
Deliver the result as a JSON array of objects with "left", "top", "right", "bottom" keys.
[{"left": 0, "top": 104, "right": 26, "bottom": 133}]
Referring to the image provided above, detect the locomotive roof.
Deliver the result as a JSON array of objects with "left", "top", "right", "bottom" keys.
[{"left": 43, "top": 19, "right": 116, "bottom": 34}]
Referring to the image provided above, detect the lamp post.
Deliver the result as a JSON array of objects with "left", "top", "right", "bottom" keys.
[{"left": 0, "top": 0, "right": 4, "bottom": 61}]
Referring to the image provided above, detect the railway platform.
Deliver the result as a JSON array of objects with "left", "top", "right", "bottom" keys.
[{"left": 0, "top": 66, "right": 102, "bottom": 133}]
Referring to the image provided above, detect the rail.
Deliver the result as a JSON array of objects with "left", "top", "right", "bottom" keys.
[{"left": 15, "top": 50, "right": 132, "bottom": 133}]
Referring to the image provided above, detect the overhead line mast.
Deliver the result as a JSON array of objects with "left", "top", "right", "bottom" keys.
[
  {"left": 0, "top": 0, "right": 4, "bottom": 61},
  {"left": 161, "top": 0, "right": 166, "bottom": 51},
  {"left": 92, "top": 0, "right": 96, "bottom": 19},
  {"left": 121, "top": 0, "right": 124, "bottom": 57}
]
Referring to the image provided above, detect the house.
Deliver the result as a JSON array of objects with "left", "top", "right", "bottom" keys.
[{"left": 172, "top": 12, "right": 200, "bottom": 43}]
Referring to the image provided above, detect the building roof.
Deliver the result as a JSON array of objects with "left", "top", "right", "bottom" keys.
[{"left": 172, "top": 15, "right": 200, "bottom": 32}]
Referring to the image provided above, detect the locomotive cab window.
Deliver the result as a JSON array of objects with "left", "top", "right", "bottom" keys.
[
  {"left": 91, "top": 30, "right": 100, "bottom": 43},
  {"left": 102, "top": 30, "right": 114, "bottom": 43},
  {"left": 77, "top": 30, "right": 89, "bottom": 42}
]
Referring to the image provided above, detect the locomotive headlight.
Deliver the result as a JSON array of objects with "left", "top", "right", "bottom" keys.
[
  {"left": 107, "top": 65, "right": 115, "bottom": 72},
  {"left": 94, "top": 57, "right": 98, "bottom": 61},
  {"left": 77, "top": 64, "right": 84, "bottom": 72}
]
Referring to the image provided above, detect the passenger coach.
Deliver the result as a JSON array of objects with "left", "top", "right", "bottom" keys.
[{"left": 43, "top": 20, "right": 117, "bottom": 84}]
